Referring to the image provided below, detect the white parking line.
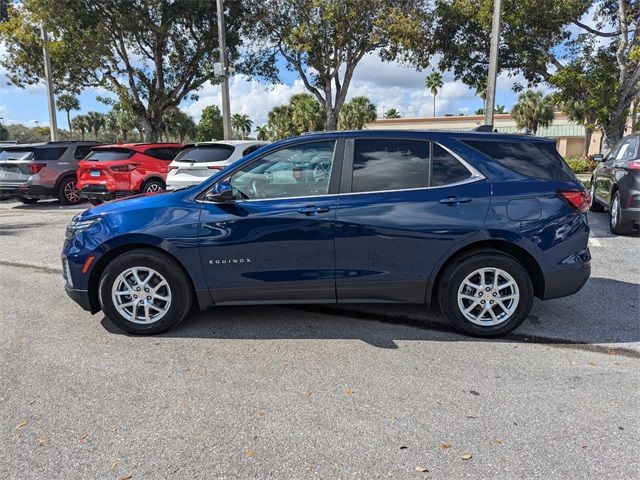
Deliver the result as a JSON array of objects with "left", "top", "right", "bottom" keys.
[{"left": 588, "top": 237, "right": 602, "bottom": 247}]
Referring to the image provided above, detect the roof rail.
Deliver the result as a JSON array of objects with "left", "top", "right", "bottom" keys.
[{"left": 471, "top": 124, "right": 496, "bottom": 132}]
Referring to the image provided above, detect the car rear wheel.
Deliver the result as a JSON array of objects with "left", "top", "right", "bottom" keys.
[
  {"left": 438, "top": 251, "right": 534, "bottom": 337},
  {"left": 609, "top": 191, "right": 633, "bottom": 235},
  {"left": 142, "top": 179, "right": 165, "bottom": 193},
  {"left": 17, "top": 196, "right": 38, "bottom": 204},
  {"left": 588, "top": 181, "right": 604, "bottom": 212},
  {"left": 58, "top": 176, "right": 82, "bottom": 205},
  {"left": 99, "top": 249, "right": 193, "bottom": 335}
]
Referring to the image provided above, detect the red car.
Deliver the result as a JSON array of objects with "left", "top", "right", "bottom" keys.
[{"left": 77, "top": 143, "right": 182, "bottom": 205}]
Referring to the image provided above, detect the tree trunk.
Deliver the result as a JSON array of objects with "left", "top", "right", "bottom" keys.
[
  {"left": 80, "top": 130, "right": 85, "bottom": 141},
  {"left": 433, "top": 95, "right": 436, "bottom": 117},
  {"left": 583, "top": 127, "right": 593, "bottom": 156},
  {"left": 66, "top": 111, "right": 72, "bottom": 140},
  {"left": 325, "top": 108, "right": 338, "bottom": 131},
  {"left": 602, "top": 109, "right": 627, "bottom": 152},
  {"left": 141, "top": 116, "right": 161, "bottom": 142}
]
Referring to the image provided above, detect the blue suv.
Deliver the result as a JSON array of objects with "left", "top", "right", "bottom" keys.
[{"left": 62, "top": 131, "right": 591, "bottom": 337}]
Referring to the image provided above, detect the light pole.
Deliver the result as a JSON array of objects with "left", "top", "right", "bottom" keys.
[
  {"left": 216, "top": 0, "right": 232, "bottom": 140},
  {"left": 41, "top": 23, "right": 58, "bottom": 141},
  {"left": 484, "top": 0, "right": 502, "bottom": 128}
]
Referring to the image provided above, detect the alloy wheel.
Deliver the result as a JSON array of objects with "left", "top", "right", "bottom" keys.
[
  {"left": 111, "top": 267, "right": 172, "bottom": 324},
  {"left": 457, "top": 267, "right": 520, "bottom": 326},
  {"left": 611, "top": 195, "right": 619, "bottom": 228},
  {"left": 64, "top": 180, "right": 81, "bottom": 203},
  {"left": 145, "top": 183, "right": 163, "bottom": 193}
]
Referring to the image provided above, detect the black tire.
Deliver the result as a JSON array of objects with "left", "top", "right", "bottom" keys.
[
  {"left": 17, "top": 196, "right": 38, "bottom": 204},
  {"left": 438, "top": 250, "right": 534, "bottom": 337},
  {"left": 89, "top": 199, "right": 104, "bottom": 206},
  {"left": 141, "top": 178, "right": 165, "bottom": 194},
  {"left": 57, "top": 176, "right": 82, "bottom": 205},
  {"left": 98, "top": 249, "right": 193, "bottom": 335},
  {"left": 588, "top": 180, "right": 604, "bottom": 212},
  {"left": 609, "top": 191, "right": 633, "bottom": 235}
]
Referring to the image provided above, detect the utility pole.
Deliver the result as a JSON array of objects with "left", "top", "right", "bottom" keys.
[
  {"left": 41, "top": 23, "right": 58, "bottom": 141},
  {"left": 216, "top": 0, "right": 232, "bottom": 140},
  {"left": 484, "top": 0, "right": 502, "bottom": 128}
]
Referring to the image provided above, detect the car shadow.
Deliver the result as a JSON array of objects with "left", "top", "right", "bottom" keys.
[
  {"left": 100, "top": 276, "right": 639, "bottom": 353},
  {"left": 8, "top": 199, "right": 88, "bottom": 211},
  {"left": 588, "top": 211, "right": 640, "bottom": 238}
]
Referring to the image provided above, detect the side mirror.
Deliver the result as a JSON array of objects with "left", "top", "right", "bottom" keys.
[
  {"left": 205, "top": 181, "right": 233, "bottom": 202},
  {"left": 593, "top": 153, "right": 604, "bottom": 162}
]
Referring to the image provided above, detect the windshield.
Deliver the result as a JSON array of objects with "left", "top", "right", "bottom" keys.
[
  {"left": 85, "top": 148, "right": 134, "bottom": 161},
  {"left": 0, "top": 148, "right": 34, "bottom": 161},
  {"left": 174, "top": 145, "right": 234, "bottom": 163}
]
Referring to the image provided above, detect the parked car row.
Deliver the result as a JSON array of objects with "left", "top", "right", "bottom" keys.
[{"left": 0, "top": 140, "right": 268, "bottom": 206}]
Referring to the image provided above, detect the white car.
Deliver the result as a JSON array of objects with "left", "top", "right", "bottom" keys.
[{"left": 166, "top": 140, "right": 269, "bottom": 190}]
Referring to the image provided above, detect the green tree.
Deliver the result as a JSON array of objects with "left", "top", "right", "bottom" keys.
[
  {"left": 164, "top": 109, "right": 196, "bottom": 143},
  {"left": 474, "top": 107, "right": 484, "bottom": 115},
  {"left": 495, "top": 104, "right": 506, "bottom": 114},
  {"left": 86, "top": 111, "right": 105, "bottom": 140},
  {"left": 289, "top": 93, "right": 324, "bottom": 133},
  {"left": 425, "top": 71, "right": 443, "bottom": 117},
  {"left": 384, "top": 108, "right": 401, "bottom": 119},
  {"left": 71, "top": 114, "right": 89, "bottom": 141},
  {"left": 338, "top": 96, "right": 377, "bottom": 130},
  {"left": 56, "top": 93, "right": 80, "bottom": 139},
  {"left": 251, "top": 0, "right": 429, "bottom": 130},
  {"left": 255, "top": 125, "right": 270, "bottom": 141},
  {"left": 421, "top": 0, "right": 638, "bottom": 148},
  {"left": 231, "top": 113, "right": 253, "bottom": 140},
  {"left": 0, "top": 0, "right": 254, "bottom": 142},
  {"left": 106, "top": 103, "right": 141, "bottom": 143},
  {"left": 0, "top": 125, "right": 8, "bottom": 141},
  {"left": 197, "top": 105, "right": 224, "bottom": 142},
  {"left": 511, "top": 90, "right": 555, "bottom": 135},
  {"left": 266, "top": 105, "right": 295, "bottom": 140}
]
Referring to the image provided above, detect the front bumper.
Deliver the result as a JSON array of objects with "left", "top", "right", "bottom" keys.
[{"left": 64, "top": 284, "right": 93, "bottom": 312}]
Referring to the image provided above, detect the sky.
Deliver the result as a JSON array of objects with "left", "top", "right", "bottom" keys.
[{"left": 0, "top": 48, "right": 536, "bottom": 135}]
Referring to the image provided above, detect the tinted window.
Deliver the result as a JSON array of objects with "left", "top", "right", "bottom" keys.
[
  {"left": 85, "top": 148, "right": 134, "bottom": 161},
  {"left": 463, "top": 140, "right": 574, "bottom": 180},
  {"left": 617, "top": 137, "right": 638, "bottom": 161},
  {"left": 228, "top": 141, "right": 335, "bottom": 200},
  {"left": 431, "top": 144, "right": 472, "bottom": 186},
  {"left": 175, "top": 145, "right": 234, "bottom": 163},
  {"left": 0, "top": 148, "right": 34, "bottom": 161},
  {"left": 74, "top": 145, "right": 92, "bottom": 159},
  {"left": 34, "top": 147, "right": 68, "bottom": 161},
  {"left": 146, "top": 147, "right": 179, "bottom": 161},
  {"left": 352, "top": 139, "right": 429, "bottom": 192},
  {"left": 243, "top": 144, "right": 262, "bottom": 156}
]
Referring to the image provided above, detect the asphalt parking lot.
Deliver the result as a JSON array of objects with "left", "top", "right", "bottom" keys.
[{"left": 0, "top": 198, "right": 638, "bottom": 479}]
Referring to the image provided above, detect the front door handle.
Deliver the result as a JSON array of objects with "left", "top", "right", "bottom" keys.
[
  {"left": 439, "top": 196, "right": 472, "bottom": 205},
  {"left": 297, "top": 206, "right": 330, "bottom": 215}
]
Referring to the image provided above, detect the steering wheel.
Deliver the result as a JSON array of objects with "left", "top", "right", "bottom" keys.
[
  {"left": 251, "top": 180, "right": 262, "bottom": 198},
  {"left": 313, "top": 162, "right": 331, "bottom": 182}
]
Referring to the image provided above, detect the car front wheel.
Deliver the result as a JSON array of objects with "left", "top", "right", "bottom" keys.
[
  {"left": 438, "top": 251, "right": 534, "bottom": 337},
  {"left": 99, "top": 249, "right": 193, "bottom": 335}
]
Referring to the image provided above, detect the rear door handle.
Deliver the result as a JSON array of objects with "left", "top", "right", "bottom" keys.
[
  {"left": 297, "top": 206, "right": 330, "bottom": 215},
  {"left": 439, "top": 196, "right": 472, "bottom": 205}
]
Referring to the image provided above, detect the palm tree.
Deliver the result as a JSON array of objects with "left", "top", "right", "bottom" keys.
[
  {"left": 290, "top": 93, "right": 324, "bottom": 134},
  {"left": 71, "top": 114, "right": 90, "bottom": 141},
  {"left": 384, "top": 108, "right": 401, "bottom": 119},
  {"left": 338, "top": 96, "right": 377, "bottom": 130},
  {"left": 267, "top": 105, "right": 294, "bottom": 140},
  {"left": 495, "top": 104, "right": 506, "bottom": 114},
  {"left": 511, "top": 90, "right": 555, "bottom": 135},
  {"left": 474, "top": 78, "right": 487, "bottom": 113},
  {"left": 164, "top": 109, "right": 196, "bottom": 143},
  {"left": 56, "top": 94, "right": 80, "bottom": 139},
  {"left": 231, "top": 113, "right": 252, "bottom": 139},
  {"left": 86, "top": 111, "right": 106, "bottom": 140},
  {"left": 255, "top": 125, "right": 270, "bottom": 141},
  {"left": 425, "top": 72, "right": 443, "bottom": 117}
]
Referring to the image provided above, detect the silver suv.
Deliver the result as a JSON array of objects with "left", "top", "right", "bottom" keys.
[{"left": 0, "top": 141, "right": 100, "bottom": 205}]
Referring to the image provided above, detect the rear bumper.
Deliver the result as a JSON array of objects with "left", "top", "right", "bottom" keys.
[
  {"left": 65, "top": 284, "right": 94, "bottom": 312},
  {"left": 542, "top": 264, "right": 591, "bottom": 300},
  {"left": 80, "top": 187, "right": 135, "bottom": 201},
  {"left": 0, "top": 183, "right": 54, "bottom": 198},
  {"left": 622, "top": 207, "right": 640, "bottom": 225}
]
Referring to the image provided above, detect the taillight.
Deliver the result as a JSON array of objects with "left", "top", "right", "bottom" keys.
[
  {"left": 28, "top": 163, "right": 47, "bottom": 174},
  {"left": 629, "top": 160, "right": 640, "bottom": 170},
  {"left": 559, "top": 190, "right": 590, "bottom": 213},
  {"left": 111, "top": 164, "right": 138, "bottom": 172},
  {"left": 207, "top": 166, "right": 223, "bottom": 170}
]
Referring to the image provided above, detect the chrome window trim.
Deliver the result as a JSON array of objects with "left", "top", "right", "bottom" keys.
[{"left": 197, "top": 140, "right": 486, "bottom": 204}]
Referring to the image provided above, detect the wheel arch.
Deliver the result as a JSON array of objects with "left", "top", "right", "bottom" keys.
[
  {"left": 428, "top": 239, "right": 545, "bottom": 304},
  {"left": 140, "top": 175, "right": 166, "bottom": 191},
  {"left": 87, "top": 243, "right": 198, "bottom": 313},
  {"left": 54, "top": 170, "right": 78, "bottom": 191}
]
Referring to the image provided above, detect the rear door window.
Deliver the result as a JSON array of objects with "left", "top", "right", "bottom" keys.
[
  {"left": 74, "top": 145, "right": 92, "bottom": 159},
  {"left": 351, "top": 139, "right": 430, "bottom": 192},
  {"left": 34, "top": 147, "right": 68, "bottom": 161},
  {"left": 85, "top": 148, "right": 134, "bottom": 161},
  {"left": 462, "top": 139, "right": 575, "bottom": 181},
  {"left": 174, "top": 145, "right": 235, "bottom": 163},
  {"left": 431, "top": 144, "right": 472, "bottom": 186},
  {"left": 243, "top": 145, "right": 262, "bottom": 156}
]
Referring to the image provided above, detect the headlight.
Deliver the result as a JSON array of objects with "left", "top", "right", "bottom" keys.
[{"left": 65, "top": 215, "right": 102, "bottom": 239}]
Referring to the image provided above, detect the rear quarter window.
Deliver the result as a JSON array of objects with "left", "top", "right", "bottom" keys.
[
  {"left": 462, "top": 140, "right": 575, "bottom": 181},
  {"left": 85, "top": 149, "right": 134, "bottom": 161}
]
